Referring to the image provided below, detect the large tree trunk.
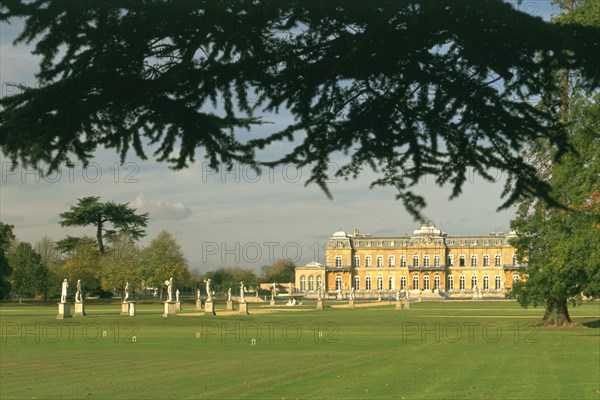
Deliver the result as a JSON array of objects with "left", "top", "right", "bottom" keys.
[
  {"left": 96, "top": 218, "right": 104, "bottom": 254},
  {"left": 542, "top": 298, "right": 574, "bottom": 327}
]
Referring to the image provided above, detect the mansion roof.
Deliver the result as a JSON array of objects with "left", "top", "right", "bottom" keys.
[{"left": 328, "top": 223, "right": 517, "bottom": 249}]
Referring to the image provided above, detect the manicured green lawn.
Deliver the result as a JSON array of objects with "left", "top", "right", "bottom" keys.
[{"left": 1, "top": 300, "right": 598, "bottom": 399}]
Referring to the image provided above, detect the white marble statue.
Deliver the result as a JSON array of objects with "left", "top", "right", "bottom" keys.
[
  {"left": 61, "top": 279, "right": 68, "bottom": 303},
  {"left": 227, "top": 287, "right": 232, "bottom": 302},
  {"left": 196, "top": 288, "right": 201, "bottom": 301},
  {"left": 350, "top": 286, "right": 355, "bottom": 301},
  {"left": 271, "top": 283, "right": 277, "bottom": 301},
  {"left": 165, "top": 277, "right": 173, "bottom": 302},
  {"left": 204, "top": 278, "right": 213, "bottom": 301},
  {"left": 75, "top": 279, "right": 83, "bottom": 302},
  {"left": 124, "top": 282, "right": 130, "bottom": 302},
  {"left": 396, "top": 288, "right": 401, "bottom": 301},
  {"left": 176, "top": 289, "right": 180, "bottom": 302},
  {"left": 240, "top": 281, "right": 246, "bottom": 302}
]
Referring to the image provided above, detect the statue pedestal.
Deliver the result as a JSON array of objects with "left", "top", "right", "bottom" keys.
[
  {"left": 73, "top": 301, "right": 86, "bottom": 316},
  {"left": 348, "top": 299, "right": 355, "bottom": 308},
  {"left": 128, "top": 302, "right": 137, "bottom": 316},
  {"left": 121, "top": 302, "right": 130, "bottom": 315},
  {"left": 270, "top": 299, "right": 276, "bottom": 306},
  {"left": 204, "top": 301, "right": 216, "bottom": 316},
  {"left": 57, "top": 302, "right": 72, "bottom": 319},
  {"left": 403, "top": 299, "right": 410, "bottom": 309},
  {"left": 175, "top": 301, "right": 182, "bottom": 310},
  {"left": 377, "top": 294, "right": 382, "bottom": 302},
  {"left": 395, "top": 300, "right": 402, "bottom": 310},
  {"left": 239, "top": 302, "right": 249, "bottom": 315},
  {"left": 316, "top": 300, "right": 324, "bottom": 310},
  {"left": 195, "top": 300, "right": 203, "bottom": 310},
  {"left": 163, "top": 301, "right": 177, "bottom": 318},
  {"left": 226, "top": 300, "right": 234, "bottom": 311}
]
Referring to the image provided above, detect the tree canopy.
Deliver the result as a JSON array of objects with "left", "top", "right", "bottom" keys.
[
  {"left": 508, "top": 0, "right": 600, "bottom": 327},
  {"left": 262, "top": 259, "right": 297, "bottom": 283},
  {"left": 7, "top": 242, "right": 48, "bottom": 302},
  {"left": 60, "top": 238, "right": 102, "bottom": 292},
  {"left": 59, "top": 196, "right": 149, "bottom": 253},
  {"left": 510, "top": 91, "right": 600, "bottom": 326},
  {"left": 204, "top": 266, "right": 259, "bottom": 294},
  {"left": 140, "top": 230, "right": 189, "bottom": 299},
  {"left": 2, "top": 1, "right": 600, "bottom": 217},
  {"left": 0, "top": 222, "right": 16, "bottom": 299},
  {"left": 100, "top": 233, "right": 142, "bottom": 296}
]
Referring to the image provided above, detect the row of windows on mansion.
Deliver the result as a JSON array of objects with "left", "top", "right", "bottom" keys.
[
  {"left": 334, "top": 253, "right": 518, "bottom": 268},
  {"left": 298, "top": 273, "right": 521, "bottom": 292}
]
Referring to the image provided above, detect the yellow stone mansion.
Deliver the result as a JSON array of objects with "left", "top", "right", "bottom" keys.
[{"left": 294, "top": 222, "right": 526, "bottom": 299}]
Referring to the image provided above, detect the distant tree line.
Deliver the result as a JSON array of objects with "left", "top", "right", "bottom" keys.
[{"left": 0, "top": 198, "right": 297, "bottom": 301}]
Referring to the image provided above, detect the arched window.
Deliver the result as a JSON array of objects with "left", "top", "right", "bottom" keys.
[
  {"left": 413, "top": 255, "right": 419, "bottom": 267},
  {"left": 354, "top": 275, "right": 360, "bottom": 291},
  {"left": 483, "top": 275, "right": 489, "bottom": 290},
  {"left": 495, "top": 254, "right": 501, "bottom": 266},
  {"left": 400, "top": 276, "right": 407, "bottom": 290},
  {"left": 354, "top": 256, "right": 360, "bottom": 268},
  {"left": 316, "top": 275, "right": 323, "bottom": 291},
  {"left": 424, "top": 255, "right": 430, "bottom": 267},
  {"left": 471, "top": 275, "right": 478, "bottom": 290},
  {"left": 459, "top": 276, "right": 466, "bottom": 290},
  {"left": 448, "top": 255, "right": 454, "bottom": 266},
  {"left": 447, "top": 276, "right": 454, "bottom": 291},
  {"left": 434, "top": 255, "right": 440, "bottom": 267},
  {"left": 300, "top": 275, "right": 306, "bottom": 291},
  {"left": 365, "top": 256, "right": 372, "bottom": 268},
  {"left": 388, "top": 276, "right": 394, "bottom": 290},
  {"left": 308, "top": 275, "right": 314, "bottom": 291},
  {"left": 377, "top": 255, "right": 383, "bottom": 268},
  {"left": 483, "top": 254, "right": 489, "bottom": 267},
  {"left": 365, "top": 276, "right": 372, "bottom": 291},
  {"left": 388, "top": 255, "right": 395, "bottom": 267},
  {"left": 400, "top": 255, "right": 407, "bottom": 267},
  {"left": 377, "top": 276, "right": 383, "bottom": 291},
  {"left": 434, "top": 275, "right": 440, "bottom": 290},
  {"left": 335, "top": 276, "right": 342, "bottom": 291},
  {"left": 459, "top": 255, "right": 466, "bottom": 267},
  {"left": 335, "top": 255, "right": 342, "bottom": 268},
  {"left": 412, "top": 275, "right": 419, "bottom": 290},
  {"left": 423, "top": 275, "right": 430, "bottom": 290},
  {"left": 495, "top": 275, "right": 501, "bottom": 290},
  {"left": 471, "top": 255, "right": 477, "bottom": 267}
]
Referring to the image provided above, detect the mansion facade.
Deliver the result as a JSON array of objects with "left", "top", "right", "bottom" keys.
[{"left": 294, "top": 222, "right": 526, "bottom": 299}]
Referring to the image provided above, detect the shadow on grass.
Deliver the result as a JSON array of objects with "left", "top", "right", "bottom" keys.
[{"left": 581, "top": 319, "right": 600, "bottom": 329}]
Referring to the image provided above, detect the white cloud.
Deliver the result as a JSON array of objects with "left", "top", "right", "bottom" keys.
[{"left": 134, "top": 193, "right": 192, "bottom": 221}]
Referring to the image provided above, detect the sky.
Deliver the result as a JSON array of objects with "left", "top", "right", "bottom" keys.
[{"left": 0, "top": 1, "right": 558, "bottom": 273}]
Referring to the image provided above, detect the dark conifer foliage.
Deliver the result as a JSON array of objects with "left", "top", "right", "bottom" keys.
[{"left": 1, "top": 1, "right": 599, "bottom": 216}]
